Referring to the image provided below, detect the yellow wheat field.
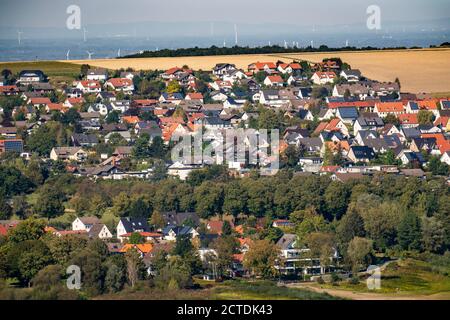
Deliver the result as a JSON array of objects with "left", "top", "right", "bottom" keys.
[{"left": 66, "top": 48, "right": 450, "bottom": 93}]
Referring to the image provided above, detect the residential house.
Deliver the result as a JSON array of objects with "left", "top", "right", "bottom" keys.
[
  {"left": 162, "top": 225, "right": 199, "bottom": 241},
  {"left": 340, "top": 69, "right": 361, "bottom": 82},
  {"left": 248, "top": 61, "right": 277, "bottom": 74},
  {"left": 76, "top": 80, "right": 102, "bottom": 94},
  {"left": 369, "top": 81, "right": 400, "bottom": 97},
  {"left": 332, "top": 83, "right": 369, "bottom": 99},
  {"left": 105, "top": 78, "right": 134, "bottom": 93},
  {"left": 264, "top": 75, "right": 284, "bottom": 87},
  {"left": 86, "top": 68, "right": 108, "bottom": 81},
  {"left": 71, "top": 133, "right": 99, "bottom": 147},
  {"left": 116, "top": 217, "right": 151, "bottom": 241},
  {"left": 88, "top": 224, "right": 113, "bottom": 239},
  {"left": 311, "top": 71, "right": 336, "bottom": 85},
  {"left": 398, "top": 150, "right": 426, "bottom": 166},
  {"left": 50, "top": 147, "right": 87, "bottom": 162},
  {"left": 72, "top": 216, "right": 101, "bottom": 232},
  {"left": 213, "top": 63, "right": 237, "bottom": 76},
  {"left": 120, "top": 243, "right": 153, "bottom": 257},
  {"left": 347, "top": 146, "right": 376, "bottom": 163},
  {"left": 353, "top": 113, "right": 384, "bottom": 135},
  {"left": 162, "top": 212, "right": 200, "bottom": 227},
  {"left": 0, "top": 139, "right": 23, "bottom": 154},
  {"left": 167, "top": 162, "right": 202, "bottom": 180},
  {"left": 373, "top": 102, "right": 405, "bottom": 117},
  {"left": 18, "top": 70, "right": 47, "bottom": 84},
  {"left": 336, "top": 107, "right": 359, "bottom": 124}
]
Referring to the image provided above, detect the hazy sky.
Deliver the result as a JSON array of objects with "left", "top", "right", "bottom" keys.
[{"left": 1, "top": 0, "right": 449, "bottom": 28}]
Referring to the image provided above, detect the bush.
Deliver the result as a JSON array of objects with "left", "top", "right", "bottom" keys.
[{"left": 348, "top": 276, "right": 359, "bottom": 285}]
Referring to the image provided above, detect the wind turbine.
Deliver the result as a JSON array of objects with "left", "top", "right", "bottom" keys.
[
  {"left": 223, "top": 39, "right": 226, "bottom": 47},
  {"left": 117, "top": 48, "right": 121, "bottom": 57},
  {"left": 66, "top": 50, "right": 70, "bottom": 60},
  {"left": 310, "top": 40, "right": 314, "bottom": 48},
  {"left": 284, "top": 40, "right": 288, "bottom": 49},
  {"left": 83, "top": 28, "right": 88, "bottom": 42},
  {"left": 17, "top": 31, "right": 23, "bottom": 45},
  {"left": 86, "top": 51, "right": 94, "bottom": 60},
  {"left": 234, "top": 24, "right": 238, "bottom": 46},
  {"left": 345, "top": 39, "right": 349, "bottom": 47}
]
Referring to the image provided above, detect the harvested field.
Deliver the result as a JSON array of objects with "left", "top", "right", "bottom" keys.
[{"left": 2, "top": 48, "right": 448, "bottom": 94}]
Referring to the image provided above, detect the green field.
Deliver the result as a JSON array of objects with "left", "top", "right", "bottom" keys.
[
  {"left": 319, "top": 258, "right": 450, "bottom": 298},
  {"left": 0, "top": 61, "right": 82, "bottom": 77},
  {"left": 210, "top": 280, "right": 336, "bottom": 300},
  {"left": 95, "top": 279, "right": 336, "bottom": 300}
]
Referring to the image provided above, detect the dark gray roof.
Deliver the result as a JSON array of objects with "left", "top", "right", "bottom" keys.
[
  {"left": 88, "top": 223, "right": 107, "bottom": 238},
  {"left": 402, "top": 127, "right": 421, "bottom": 139},
  {"left": 162, "top": 225, "right": 194, "bottom": 237},
  {"left": 276, "top": 234, "right": 297, "bottom": 250},
  {"left": 72, "top": 133, "right": 99, "bottom": 145},
  {"left": 119, "top": 217, "right": 150, "bottom": 233},
  {"left": 356, "top": 113, "right": 384, "bottom": 127},
  {"left": 337, "top": 107, "right": 359, "bottom": 120},
  {"left": 350, "top": 146, "right": 376, "bottom": 159},
  {"left": 162, "top": 212, "right": 200, "bottom": 227},
  {"left": 343, "top": 69, "right": 362, "bottom": 77}
]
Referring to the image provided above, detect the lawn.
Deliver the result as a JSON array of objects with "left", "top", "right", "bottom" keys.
[
  {"left": 320, "top": 258, "right": 450, "bottom": 297},
  {"left": 0, "top": 61, "right": 82, "bottom": 78},
  {"left": 95, "top": 279, "right": 336, "bottom": 300},
  {"left": 209, "top": 280, "right": 337, "bottom": 300}
]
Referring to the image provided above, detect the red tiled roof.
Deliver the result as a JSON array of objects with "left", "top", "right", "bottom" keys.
[
  {"left": 314, "top": 71, "right": 336, "bottom": 79},
  {"left": 164, "top": 67, "right": 182, "bottom": 75},
  {"left": 0, "top": 85, "right": 18, "bottom": 93},
  {"left": 30, "top": 97, "right": 51, "bottom": 105},
  {"left": 250, "top": 62, "right": 277, "bottom": 70},
  {"left": 375, "top": 102, "right": 404, "bottom": 113},
  {"left": 186, "top": 92, "right": 204, "bottom": 100},
  {"left": 134, "top": 99, "right": 158, "bottom": 106},
  {"left": 435, "top": 116, "right": 449, "bottom": 127},
  {"left": 417, "top": 99, "right": 439, "bottom": 110},
  {"left": 107, "top": 78, "right": 133, "bottom": 88},
  {"left": 398, "top": 113, "right": 418, "bottom": 124},
  {"left": 328, "top": 100, "right": 378, "bottom": 109},
  {"left": 120, "top": 243, "right": 153, "bottom": 254},
  {"left": 78, "top": 80, "right": 101, "bottom": 89},
  {"left": 47, "top": 103, "right": 66, "bottom": 111},
  {"left": 266, "top": 75, "right": 284, "bottom": 83},
  {"left": 320, "top": 165, "right": 340, "bottom": 173},
  {"left": 67, "top": 97, "right": 84, "bottom": 104},
  {"left": 122, "top": 116, "right": 140, "bottom": 124}
]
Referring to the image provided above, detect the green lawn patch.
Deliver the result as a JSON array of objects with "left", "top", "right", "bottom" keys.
[{"left": 212, "top": 280, "right": 337, "bottom": 300}]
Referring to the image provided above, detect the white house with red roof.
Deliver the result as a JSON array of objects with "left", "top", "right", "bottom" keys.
[
  {"left": 105, "top": 78, "right": 134, "bottom": 93},
  {"left": 185, "top": 92, "right": 204, "bottom": 102},
  {"left": 76, "top": 80, "right": 102, "bottom": 93},
  {"left": 248, "top": 62, "right": 277, "bottom": 74},
  {"left": 63, "top": 97, "right": 85, "bottom": 108},
  {"left": 264, "top": 75, "right": 284, "bottom": 87},
  {"left": 373, "top": 102, "right": 405, "bottom": 117},
  {"left": 311, "top": 71, "right": 337, "bottom": 85},
  {"left": 277, "top": 63, "right": 302, "bottom": 74},
  {"left": 28, "top": 97, "right": 51, "bottom": 107}
]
